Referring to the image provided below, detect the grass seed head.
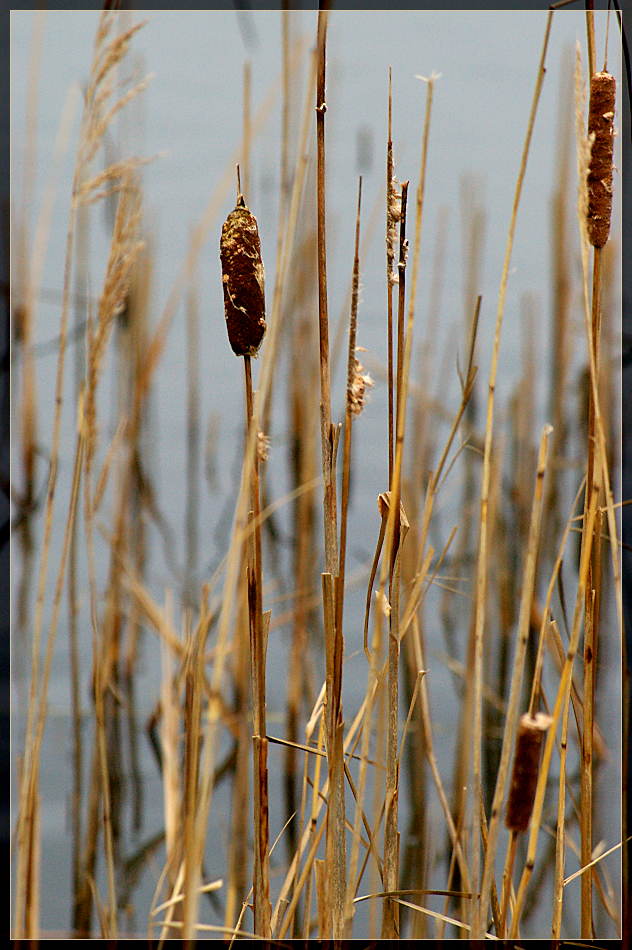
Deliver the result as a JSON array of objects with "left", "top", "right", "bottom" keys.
[
  {"left": 220, "top": 195, "right": 267, "bottom": 357},
  {"left": 586, "top": 71, "right": 616, "bottom": 248}
]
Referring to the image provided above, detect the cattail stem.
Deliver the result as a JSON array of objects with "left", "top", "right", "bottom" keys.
[
  {"left": 580, "top": 67, "right": 614, "bottom": 938},
  {"left": 315, "top": 11, "right": 345, "bottom": 938},
  {"left": 499, "top": 830, "right": 519, "bottom": 936},
  {"left": 471, "top": 13, "right": 553, "bottom": 935},
  {"left": 243, "top": 354, "right": 271, "bottom": 938},
  {"left": 386, "top": 67, "right": 394, "bottom": 484},
  {"left": 336, "top": 177, "right": 363, "bottom": 645},
  {"left": 382, "top": 180, "right": 409, "bottom": 940},
  {"left": 315, "top": 10, "right": 338, "bottom": 576},
  {"left": 586, "top": 3, "right": 596, "bottom": 78}
]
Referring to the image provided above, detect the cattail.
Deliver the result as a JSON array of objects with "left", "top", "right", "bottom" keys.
[
  {"left": 349, "top": 353, "right": 374, "bottom": 416},
  {"left": 386, "top": 174, "right": 401, "bottom": 286},
  {"left": 586, "top": 71, "right": 616, "bottom": 248},
  {"left": 505, "top": 712, "right": 553, "bottom": 833},
  {"left": 220, "top": 194, "right": 266, "bottom": 356}
]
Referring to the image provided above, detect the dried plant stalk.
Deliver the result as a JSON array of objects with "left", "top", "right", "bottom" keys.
[
  {"left": 586, "top": 71, "right": 616, "bottom": 249},
  {"left": 220, "top": 195, "right": 266, "bottom": 357}
]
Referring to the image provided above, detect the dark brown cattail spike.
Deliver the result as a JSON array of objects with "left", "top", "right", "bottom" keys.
[
  {"left": 586, "top": 71, "right": 616, "bottom": 248},
  {"left": 220, "top": 193, "right": 266, "bottom": 357},
  {"left": 505, "top": 712, "right": 553, "bottom": 833}
]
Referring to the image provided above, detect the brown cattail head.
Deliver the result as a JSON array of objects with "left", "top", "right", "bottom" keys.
[
  {"left": 220, "top": 194, "right": 266, "bottom": 357},
  {"left": 586, "top": 71, "right": 616, "bottom": 248},
  {"left": 505, "top": 712, "right": 553, "bottom": 833}
]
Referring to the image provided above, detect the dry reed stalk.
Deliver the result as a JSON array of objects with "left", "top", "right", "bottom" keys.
[
  {"left": 313, "top": 11, "right": 346, "bottom": 938},
  {"left": 244, "top": 355, "right": 271, "bottom": 939},
  {"left": 181, "top": 623, "right": 203, "bottom": 940},
  {"left": 159, "top": 608, "right": 180, "bottom": 891},
  {"left": 346, "top": 608, "right": 384, "bottom": 932},
  {"left": 527, "top": 480, "right": 588, "bottom": 730},
  {"left": 394, "top": 309, "right": 479, "bottom": 937},
  {"left": 381, "top": 179, "right": 409, "bottom": 940},
  {"left": 224, "top": 570, "right": 250, "bottom": 931},
  {"left": 478, "top": 424, "right": 552, "bottom": 933},
  {"left": 285, "top": 229, "right": 319, "bottom": 883},
  {"left": 483, "top": 431, "right": 507, "bottom": 820},
  {"left": 299, "top": 713, "right": 327, "bottom": 938},
  {"left": 377, "top": 74, "right": 437, "bottom": 937},
  {"left": 81, "top": 173, "right": 144, "bottom": 938},
  {"left": 15, "top": 45, "right": 147, "bottom": 915},
  {"left": 545, "top": 55, "right": 573, "bottom": 551},
  {"left": 585, "top": 5, "right": 596, "bottom": 86},
  {"left": 469, "top": 13, "right": 553, "bottom": 936},
  {"left": 242, "top": 61, "right": 251, "bottom": 202},
  {"left": 273, "top": 691, "right": 374, "bottom": 936},
  {"left": 386, "top": 68, "right": 395, "bottom": 482},
  {"left": 452, "top": 175, "right": 483, "bottom": 632},
  {"left": 188, "top": 45, "right": 314, "bottom": 943},
  {"left": 552, "top": 658, "right": 574, "bottom": 938},
  {"left": 221, "top": 180, "right": 270, "bottom": 935},
  {"left": 337, "top": 177, "right": 364, "bottom": 646},
  {"left": 315, "top": 10, "right": 338, "bottom": 576},
  {"left": 580, "top": 66, "right": 616, "bottom": 937},
  {"left": 333, "top": 180, "right": 364, "bottom": 939},
  {"left": 508, "top": 476, "right": 602, "bottom": 937}
]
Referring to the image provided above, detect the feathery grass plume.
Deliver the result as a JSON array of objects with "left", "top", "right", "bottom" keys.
[
  {"left": 586, "top": 71, "right": 616, "bottom": 248},
  {"left": 505, "top": 712, "right": 553, "bottom": 833},
  {"left": 220, "top": 193, "right": 266, "bottom": 356}
]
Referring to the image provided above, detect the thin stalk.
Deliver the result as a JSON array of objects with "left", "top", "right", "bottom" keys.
[
  {"left": 586, "top": 3, "right": 596, "bottom": 78},
  {"left": 386, "top": 67, "right": 394, "bottom": 482},
  {"left": 315, "top": 11, "right": 345, "bottom": 938},
  {"left": 315, "top": 10, "right": 338, "bottom": 575},
  {"left": 382, "top": 179, "right": 409, "bottom": 940},
  {"left": 190, "top": 42, "right": 315, "bottom": 944},
  {"left": 470, "top": 13, "right": 553, "bottom": 935},
  {"left": 478, "top": 424, "right": 552, "bottom": 932},
  {"left": 580, "top": 242, "right": 603, "bottom": 939},
  {"left": 243, "top": 353, "right": 271, "bottom": 937},
  {"left": 509, "top": 481, "right": 601, "bottom": 936},
  {"left": 499, "top": 829, "right": 519, "bottom": 936},
  {"left": 225, "top": 570, "right": 250, "bottom": 931},
  {"left": 552, "top": 663, "right": 573, "bottom": 937},
  {"left": 242, "top": 61, "right": 251, "bottom": 201},
  {"left": 336, "top": 176, "right": 362, "bottom": 656}
]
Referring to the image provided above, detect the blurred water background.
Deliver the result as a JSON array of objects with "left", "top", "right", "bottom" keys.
[{"left": 10, "top": 8, "right": 622, "bottom": 938}]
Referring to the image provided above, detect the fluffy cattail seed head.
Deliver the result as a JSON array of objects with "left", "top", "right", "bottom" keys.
[
  {"left": 586, "top": 71, "right": 616, "bottom": 248},
  {"left": 505, "top": 712, "right": 553, "bottom": 833},
  {"left": 220, "top": 194, "right": 266, "bottom": 356},
  {"left": 349, "top": 355, "right": 374, "bottom": 415}
]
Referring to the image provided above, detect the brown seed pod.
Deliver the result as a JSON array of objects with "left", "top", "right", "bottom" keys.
[
  {"left": 505, "top": 712, "right": 553, "bottom": 833},
  {"left": 220, "top": 194, "right": 266, "bottom": 357},
  {"left": 586, "top": 71, "right": 616, "bottom": 249}
]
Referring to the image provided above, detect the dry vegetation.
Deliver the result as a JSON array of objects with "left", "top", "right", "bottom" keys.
[{"left": 11, "top": 7, "right": 623, "bottom": 941}]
